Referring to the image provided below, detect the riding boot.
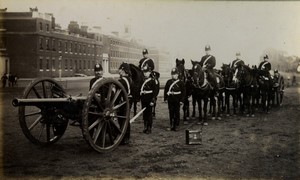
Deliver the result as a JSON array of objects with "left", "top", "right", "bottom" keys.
[
  {"left": 143, "top": 121, "right": 148, "bottom": 133},
  {"left": 147, "top": 125, "right": 152, "bottom": 134}
]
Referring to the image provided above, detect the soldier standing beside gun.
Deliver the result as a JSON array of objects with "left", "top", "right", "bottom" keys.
[
  {"left": 140, "top": 65, "right": 158, "bottom": 134},
  {"left": 164, "top": 68, "right": 185, "bottom": 131},
  {"left": 118, "top": 63, "right": 132, "bottom": 144},
  {"left": 90, "top": 63, "right": 103, "bottom": 90}
]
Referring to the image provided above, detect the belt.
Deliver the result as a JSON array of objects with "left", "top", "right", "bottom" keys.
[
  {"left": 167, "top": 91, "right": 181, "bottom": 95},
  {"left": 141, "top": 90, "right": 153, "bottom": 95}
]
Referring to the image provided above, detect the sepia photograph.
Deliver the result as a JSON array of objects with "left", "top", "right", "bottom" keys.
[{"left": 1, "top": 0, "right": 300, "bottom": 179}]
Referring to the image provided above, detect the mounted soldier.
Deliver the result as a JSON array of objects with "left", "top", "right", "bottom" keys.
[
  {"left": 231, "top": 52, "right": 245, "bottom": 81},
  {"left": 199, "top": 45, "right": 218, "bottom": 91},
  {"left": 258, "top": 54, "right": 272, "bottom": 81}
]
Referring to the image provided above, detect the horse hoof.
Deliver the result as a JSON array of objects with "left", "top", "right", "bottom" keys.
[
  {"left": 251, "top": 114, "right": 255, "bottom": 117},
  {"left": 246, "top": 114, "right": 250, "bottom": 117},
  {"left": 212, "top": 117, "right": 216, "bottom": 120},
  {"left": 197, "top": 121, "right": 202, "bottom": 125},
  {"left": 217, "top": 117, "right": 222, "bottom": 120},
  {"left": 226, "top": 114, "right": 230, "bottom": 117},
  {"left": 203, "top": 122, "right": 208, "bottom": 126}
]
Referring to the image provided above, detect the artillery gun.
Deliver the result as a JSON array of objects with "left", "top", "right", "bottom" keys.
[{"left": 12, "top": 77, "right": 135, "bottom": 153}]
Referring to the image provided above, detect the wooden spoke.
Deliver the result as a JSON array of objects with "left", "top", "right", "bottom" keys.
[
  {"left": 88, "top": 111, "right": 103, "bottom": 117},
  {"left": 107, "top": 122, "right": 114, "bottom": 145},
  {"left": 101, "top": 123, "right": 107, "bottom": 148},
  {"left": 42, "top": 81, "right": 47, "bottom": 98},
  {"left": 25, "top": 111, "right": 41, "bottom": 117},
  {"left": 88, "top": 118, "right": 102, "bottom": 131},
  {"left": 115, "top": 115, "right": 127, "bottom": 119},
  {"left": 113, "top": 101, "right": 126, "bottom": 110},
  {"left": 110, "top": 89, "right": 121, "bottom": 107},
  {"left": 28, "top": 115, "right": 43, "bottom": 131},
  {"left": 92, "top": 121, "right": 105, "bottom": 144},
  {"left": 32, "top": 86, "right": 41, "bottom": 98},
  {"left": 109, "top": 118, "right": 121, "bottom": 133},
  {"left": 106, "top": 83, "right": 113, "bottom": 104}
]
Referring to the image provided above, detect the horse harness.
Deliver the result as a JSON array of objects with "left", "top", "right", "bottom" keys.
[{"left": 140, "top": 78, "right": 153, "bottom": 95}]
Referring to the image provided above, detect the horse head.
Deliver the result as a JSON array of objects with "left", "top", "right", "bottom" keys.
[
  {"left": 176, "top": 58, "right": 186, "bottom": 82},
  {"left": 191, "top": 61, "right": 205, "bottom": 88},
  {"left": 221, "top": 63, "right": 235, "bottom": 86}
]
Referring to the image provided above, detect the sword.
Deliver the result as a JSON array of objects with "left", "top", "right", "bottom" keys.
[{"left": 130, "top": 107, "right": 147, "bottom": 124}]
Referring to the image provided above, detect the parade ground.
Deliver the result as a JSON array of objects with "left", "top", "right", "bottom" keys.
[{"left": 1, "top": 80, "right": 300, "bottom": 179}]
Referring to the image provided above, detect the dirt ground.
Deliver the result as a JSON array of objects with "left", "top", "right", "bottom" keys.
[{"left": 1, "top": 85, "right": 300, "bottom": 179}]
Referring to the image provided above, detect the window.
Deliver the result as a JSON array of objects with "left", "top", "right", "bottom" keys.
[
  {"left": 84, "top": 60, "right": 86, "bottom": 69},
  {"left": 74, "top": 60, "right": 77, "bottom": 70},
  {"left": 65, "top": 59, "right": 68, "bottom": 70},
  {"left": 70, "top": 42, "right": 72, "bottom": 53},
  {"left": 58, "top": 41, "right": 62, "bottom": 51},
  {"left": 83, "top": 45, "right": 86, "bottom": 54},
  {"left": 58, "top": 58, "right": 62, "bottom": 70},
  {"left": 46, "top": 58, "right": 50, "bottom": 70},
  {"left": 70, "top": 59, "right": 73, "bottom": 69},
  {"left": 39, "top": 57, "right": 43, "bottom": 70},
  {"left": 74, "top": 43, "right": 77, "bottom": 53},
  {"left": 79, "top": 60, "right": 82, "bottom": 69},
  {"left": 46, "top": 39, "right": 49, "bottom": 50},
  {"left": 88, "top": 60, "right": 90, "bottom": 69},
  {"left": 39, "top": 38, "right": 43, "bottom": 50},
  {"left": 39, "top": 22, "right": 43, "bottom": 31},
  {"left": 52, "top": 39, "right": 56, "bottom": 51},
  {"left": 78, "top": 44, "right": 81, "bottom": 53},
  {"left": 46, "top": 24, "right": 49, "bottom": 32},
  {"left": 52, "top": 58, "right": 56, "bottom": 71},
  {"left": 65, "top": 42, "right": 68, "bottom": 52}
]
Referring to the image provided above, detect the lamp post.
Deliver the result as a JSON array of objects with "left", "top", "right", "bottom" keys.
[{"left": 59, "top": 53, "right": 62, "bottom": 81}]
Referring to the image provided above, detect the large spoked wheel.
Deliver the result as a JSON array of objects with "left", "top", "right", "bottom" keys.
[
  {"left": 19, "top": 78, "right": 69, "bottom": 146},
  {"left": 82, "top": 78, "right": 130, "bottom": 153}
]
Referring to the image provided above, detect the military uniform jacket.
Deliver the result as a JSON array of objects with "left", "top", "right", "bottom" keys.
[
  {"left": 231, "top": 58, "right": 245, "bottom": 69},
  {"left": 118, "top": 76, "right": 132, "bottom": 97},
  {"left": 164, "top": 79, "right": 185, "bottom": 103},
  {"left": 200, "top": 55, "right": 216, "bottom": 69},
  {"left": 140, "top": 77, "right": 157, "bottom": 102},
  {"left": 258, "top": 60, "right": 271, "bottom": 71},
  {"left": 139, "top": 57, "right": 155, "bottom": 71},
  {"left": 90, "top": 77, "right": 102, "bottom": 90}
]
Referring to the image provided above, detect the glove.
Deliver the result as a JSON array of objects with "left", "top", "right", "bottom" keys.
[
  {"left": 150, "top": 102, "right": 154, "bottom": 106},
  {"left": 180, "top": 102, "right": 183, "bottom": 106}
]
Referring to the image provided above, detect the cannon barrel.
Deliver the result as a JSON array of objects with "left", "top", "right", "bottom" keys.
[{"left": 12, "top": 96, "right": 87, "bottom": 107}]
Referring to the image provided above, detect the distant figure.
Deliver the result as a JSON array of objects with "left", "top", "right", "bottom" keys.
[
  {"left": 292, "top": 75, "right": 296, "bottom": 86},
  {"left": 8, "top": 74, "right": 15, "bottom": 87},
  {"left": 14, "top": 75, "right": 19, "bottom": 86},
  {"left": 1, "top": 73, "right": 8, "bottom": 88}
]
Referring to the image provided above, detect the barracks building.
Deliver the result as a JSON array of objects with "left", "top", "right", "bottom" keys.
[{"left": 0, "top": 8, "right": 171, "bottom": 78}]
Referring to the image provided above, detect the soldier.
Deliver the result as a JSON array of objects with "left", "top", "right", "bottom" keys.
[
  {"left": 231, "top": 52, "right": 245, "bottom": 81},
  {"left": 258, "top": 54, "right": 272, "bottom": 79},
  {"left": 164, "top": 68, "right": 185, "bottom": 131},
  {"left": 199, "top": 45, "right": 218, "bottom": 90},
  {"left": 140, "top": 65, "right": 157, "bottom": 134},
  {"left": 1, "top": 73, "right": 7, "bottom": 88},
  {"left": 89, "top": 63, "right": 103, "bottom": 90},
  {"left": 139, "top": 48, "right": 155, "bottom": 72},
  {"left": 118, "top": 63, "right": 132, "bottom": 144}
]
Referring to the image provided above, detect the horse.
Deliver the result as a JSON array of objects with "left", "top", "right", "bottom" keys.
[
  {"left": 191, "top": 61, "right": 224, "bottom": 125},
  {"left": 128, "top": 64, "right": 144, "bottom": 115},
  {"left": 175, "top": 58, "right": 196, "bottom": 124},
  {"left": 257, "top": 69, "right": 273, "bottom": 113},
  {"left": 221, "top": 63, "right": 239, "bottom": 116},
  {"left": 235, "top": 64, "right": 258, "bottom": 116}
]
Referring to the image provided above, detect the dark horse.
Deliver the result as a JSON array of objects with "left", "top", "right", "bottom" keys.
[
  {"left": 257, "top": 69, "right": 273, "bottom": 113},
  {"left": 191, "top": 61, "right": 224, "bottom": 125},
  {"left": 221, "top": 63, "right": 239, "bottom": 116},
  {"left": 175, "top": 58, "right": 195, "bottom": 124},
  {"left": 235, "top": 64, "right": 259, "bottom": 116}
]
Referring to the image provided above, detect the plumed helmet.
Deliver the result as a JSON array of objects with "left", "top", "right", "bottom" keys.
[
  {"left": 94, "top": 63, "right": 103, "bottom": 71},
  {"left": 142, "top": 48, "right": 148, "bottom": 55},
  {"left": 263, "top": 54, "right": 269, "bottom": 60},
  {"left": 205, "top": 45, "right": 211, "bottom": 51},
  {"left": 171, "top": 68, "right": 179, "bottom": 75},
  {"left": 119, "top": 63, "right": 130, "bottom": 74}
]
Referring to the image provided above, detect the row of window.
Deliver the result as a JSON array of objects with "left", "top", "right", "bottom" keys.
[
  {"left": 110, "top": 61, "right": 123, "bottom": 71},
  {"left": 39, "top": 57, "right": 95, "bottom": 71},
  {"left": 110, "top": 39, "right": 143, "bottom": 49},
  {"left": 39, "top": 37, "right": 100, "bottom": 55},
  {"left": 110, "top": 50, "right": 142, "bottom": 59}
]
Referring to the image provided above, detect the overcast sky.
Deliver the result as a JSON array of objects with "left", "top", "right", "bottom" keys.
[{"left": 1, "top": 0, "right": 300, "bottom": 68}]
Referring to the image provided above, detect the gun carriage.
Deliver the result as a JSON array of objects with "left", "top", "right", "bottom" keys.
[{"left": 12, "top": 77, "right": 133, "bottom": 153}]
